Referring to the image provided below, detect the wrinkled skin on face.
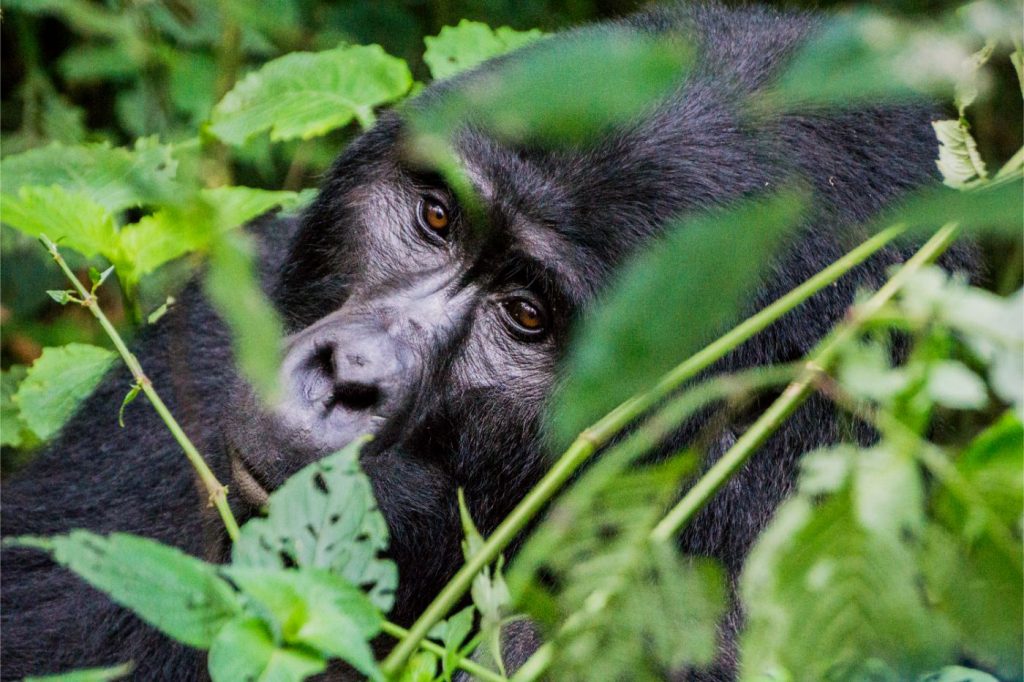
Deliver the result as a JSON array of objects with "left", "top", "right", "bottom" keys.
[{"left": 224, "top": 119, "right": 587, "bottom": 624}]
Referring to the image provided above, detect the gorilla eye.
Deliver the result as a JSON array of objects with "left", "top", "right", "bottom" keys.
[
  {"left": 502, "top": 298, "right": 547, "bottom": 338},
  {"left": 417, "top": 197, "right": 450, "bottom": 240}
]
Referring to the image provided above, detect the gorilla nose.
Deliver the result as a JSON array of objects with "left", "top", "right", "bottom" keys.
[{"left": 304, "top": 334, "right": 400, "bottom": 414}]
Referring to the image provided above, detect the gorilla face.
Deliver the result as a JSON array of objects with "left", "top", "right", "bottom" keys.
[{"left": 223, "top": 117, "right": 600, "bottom": 621}]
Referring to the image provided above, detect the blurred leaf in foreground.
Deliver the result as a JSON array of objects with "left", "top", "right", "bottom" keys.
[
  {"left": 13, "top": 343, "right": 115, "bottom": 441},
  {"left": 24, "top": 662, "right": 133, "bottom": 682},
  {"left": 209, "top": 45, "right": 413, "bottom": 146},
  {"left": 423, "top": 20, "right": 545, "bottom": 80},
  {"left": 550, "top": 191, "right": 805, "bottom": 446},
  {"left": 408, "top": 28, "right": 692, "bottom": 150}
]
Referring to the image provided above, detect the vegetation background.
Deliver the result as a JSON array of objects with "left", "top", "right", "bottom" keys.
[{"left": 1, "top": 0, "right": 1021, "bottom": 394}]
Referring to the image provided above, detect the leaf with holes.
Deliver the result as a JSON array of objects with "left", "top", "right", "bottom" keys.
[
  {"left": 423, "top": 20, "right": 545, "bottom": 80},
  {"left": 232, "top": 437, "right": 397, "bottom": 612}
]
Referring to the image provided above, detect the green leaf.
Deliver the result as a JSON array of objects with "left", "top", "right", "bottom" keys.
[
  {"left": 57, "top": 43, "right": 139, "bottom": 83},
  {"left": 225, "top": 567, "right": 382, "bottom": 680},
  {"left": 1, "top": 186, "right": 118, "bottom": 260},
  {"left": 409, "top": 28, "right": 691, "bottom": 149},
  {"left": 741, "top": 489, "right": 954, "bottom": 680},
  {"left": 10, "top": 532, "right": 241, "bottom": 648},
  {"left": 46, "top": 290, "right": 77, "bottom": 305},
  {"left": 13, "top": 343, "right": 115, "bottom": 441},
  {"left": 204, "top": 232, "right": 284, "bottom": 403},
  {"left": 24, "top": 663, "right": 134, "bottom": 682},
  {"left": 208, "top": 616, "right": 326, "bottom": 682},
  {"left": 118, "top": 382, "right": 142, "bottom": 428},
  {"left": 550, "top": 191, "right": 804, "bottom": 446},
  {"left": 423, "top": 20, "right": 545, "bottom": 80},
  {"left": 209, "top": 45, "right": 412, "bottom": 146},
  {"left": 1, "top": 366, "right": 33, "bottom": 448},
  {"left": 933, "top": 118, "right": 988, "bottom": 188},
  {"left": 89, "top": 265, "right": 115, "bottom": 293},
  {"left": 766, "top": 10, "right": 970, "bottom": 109},
  {"left": 399, "top": 651, "right": 440, "bottom": 682},
  {"left": 917, "top": 666, "right": 1000, "bottom": 682},
  {"left": 872, "top": 181, "right": 1023, "bottom": 238},
  {"left": 233, "top": 437, "right": 398, "bottom": 613},
  {"left": 118, "top": 186, "right": 298, "bottom": 284},
  {"left": 926, "top": 360, "right": 988, "bottom": 410},
  {"left": 0, "top": 138, "right": 178, "bottom": 213}
]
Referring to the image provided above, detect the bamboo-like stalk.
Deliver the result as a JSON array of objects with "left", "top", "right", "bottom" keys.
[{"left": 41, "top": 235, "right": 241, "bottom": 541}]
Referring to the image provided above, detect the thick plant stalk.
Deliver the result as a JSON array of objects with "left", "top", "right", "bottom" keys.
[
  {"left": 41, "top": 235, "right": 241, "bottom": 541},
  {"left": 379, "top": 223, "right": 908, "bottom": 675},
  {"left": 649, "top": 222, "right": 959, "bottom": 541}
]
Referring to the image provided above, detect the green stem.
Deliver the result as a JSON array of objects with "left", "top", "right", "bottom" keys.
[
  {"left": 379, "top": 223, "right": 907, "bottom": 676},
  {"left": 42, "top": 236, "right": 241, "bottom": 541},
  {"left": 649, "top": 222, "right": 960, "bottom": 542},
  {"left": 380, "top": 621, "right": 507, "bottom": 682}
]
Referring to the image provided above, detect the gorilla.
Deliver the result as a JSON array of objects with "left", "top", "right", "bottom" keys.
[{"left": 1, "top": 2, "right": 972, "bottom": 680}]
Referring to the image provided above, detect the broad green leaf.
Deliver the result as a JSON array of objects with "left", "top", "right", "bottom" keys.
[
  {"left": 24, "top": 663, "right": 133, "bottom": 682},
  {"left": 118, "top": 186, "right": 298, "bottom": 284},
  {"left": 10, "top": 532, "right": 241, "bottom": 648},
  {"left": 423, "top": 20, "right": 545, "bottom": 80},
  {"left": 208, "top": 616, "right": 326, "bottom": 682},
  {"left": 13, "top": 343, "right": 115, "bottom": 441},
  {"left": 233, "top": 437, "right": 398, "bottom": 612},
  {"left": 0, "top": 138, "right": 178, "bottom": 213},
  {"left": 550, "top": 192, "right": 804, "bottom": 446},
  {"left": 204, "top": 232, "right": 284, "bottom": 402},
  {"left": 399, "top": 651, "right": 441, "bottom": 682},
  {"left": 1, "top": 186, "right": 118, "bottom": 260},
  {"left": 871, "top": 181, "right": 1023, "bottom": 238},
  {"left": 225, "top": 567, "right": 382, "bottom": 680},
  {"left": 933, "top": 118, "right": 988, "bottom": 188},
  {"left": 409, "top": 29, "right": 691, "bottom": 149},
  {"left": 209, "top": 45, "right": 413, "bottom": 146},
  {"left": 922, "top": 521, "right": 1022, "bottom": 680},
  {"left": 741, "top": 490, "right": 954, "bottom": 681},
  {"left": 1, "top": 366, "right": 33, "bottom": 448},
  {"left": 767, "top": 11, "right": 970, "bottom": 109}
]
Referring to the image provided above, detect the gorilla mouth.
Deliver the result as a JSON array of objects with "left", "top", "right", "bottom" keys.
[{"left": 229, "top": 450, "right": 271, "bottom": 507}]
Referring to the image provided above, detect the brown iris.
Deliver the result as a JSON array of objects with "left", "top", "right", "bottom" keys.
[
  {"left": 422, "top": 199, "right": 449, "bottom": 232},
  {"left": 505, "top": 299, "right": 545, "bottom": 334}
]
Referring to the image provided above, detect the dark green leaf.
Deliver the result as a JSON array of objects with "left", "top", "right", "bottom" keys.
[{"left": 872, "top": 181, "right": 1023, "bottom": 238}]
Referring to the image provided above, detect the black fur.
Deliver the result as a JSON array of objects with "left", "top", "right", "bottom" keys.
[{"left": 1, "top": 4, "right": 971, "bottom": 680}]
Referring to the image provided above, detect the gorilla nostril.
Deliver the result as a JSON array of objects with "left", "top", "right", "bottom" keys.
[{"left": 328, "top": 381, "right": 381, "bottom": 412}]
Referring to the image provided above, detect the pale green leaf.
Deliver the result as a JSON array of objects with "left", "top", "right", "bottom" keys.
[
  {"left": 208, "top": 617, "right": 326, "bottom": 682},
  {"left": 741, "top": 489, "right": 955, "bottom": 680},
  {"left": 233, "top": 437, "right": 398, "bottom": 613},
  {"left": 210, "top": 45, "right": 412, "bottom": 146},
  {"left": 933, "top": 119, "right": 988, "bottom": 188},
  {"left": 423, "top": 20, "right": 545, "bottom": 80},
  {"left": 13, "top": 343, "right": 115, "bottom": 441},
  {"left": 926, "top": 360, "right": 988, "bottom": 410},
  {"left": 24, "top": 663, "right": 133, "bottom": 682},
  {"left": 0, "top": 138, "right": 178, "bottom": 213},
  {"left": 10, "top": 532, "right": 241, "bottom": 648},
  {"left": 1, "top": 186, "right": 118, "bottom": 260}
]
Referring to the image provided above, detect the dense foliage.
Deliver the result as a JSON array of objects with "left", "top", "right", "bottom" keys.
[{"left": 1, "top": 1, "right": 1022, "bottom": 681}]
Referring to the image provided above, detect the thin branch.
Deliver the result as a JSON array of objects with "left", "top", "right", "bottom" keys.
[
  {"left": 380, "top": 621, "right": 508, "bottom": 682},
  {"left": 41, "top": 236, "right": 241, "bottom": 541}
]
